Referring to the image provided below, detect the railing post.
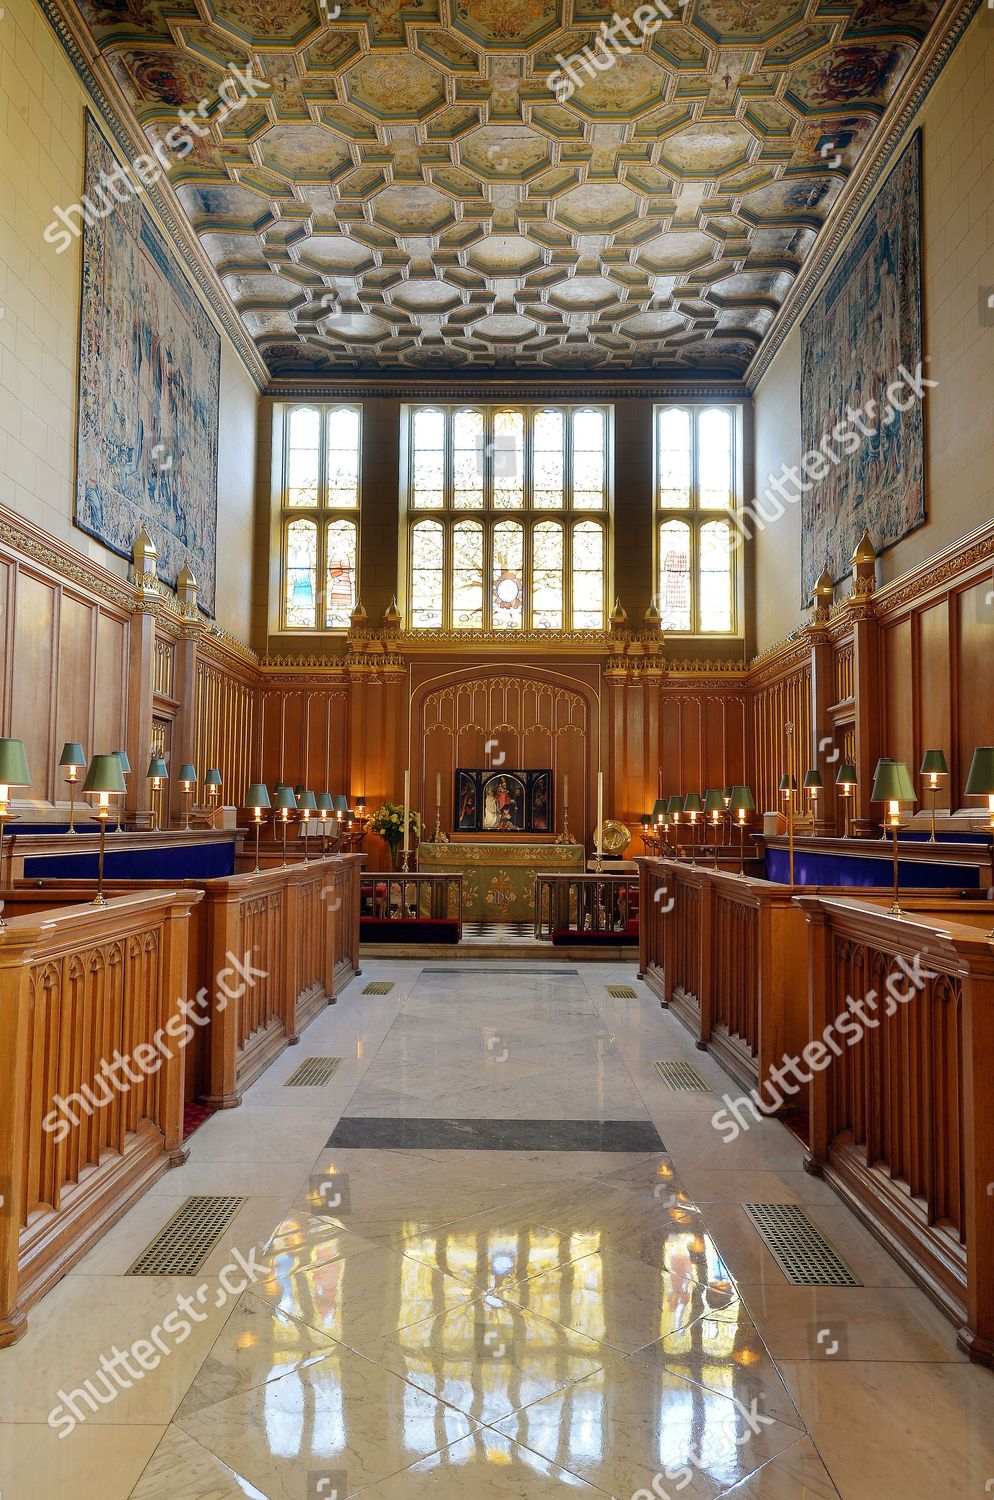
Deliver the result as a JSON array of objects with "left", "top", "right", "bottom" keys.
[
  {"left": 202, "top": 883, "right": 242, "bottom": 1109},
  {"left": 161, "top": 897, "right": 199, "bottom": 1160},
  {"left": 285, "top": 866, "right": 303, "bottom": 1043},
  {"left": 800, "top": 897, "right": 831, "bottom": 1173},
  {"left": 0, "top": 927, "right": 38, "bottom": 1347},
  {"left": 696, "top": 873, "right": 714, "bottom": 1050},
  {"left": 958, "top": 947, "right": 994, "bottom": 1366}
]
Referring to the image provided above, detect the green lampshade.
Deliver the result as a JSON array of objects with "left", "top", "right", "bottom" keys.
[
  {"left": 178, "top": 764, "right": 198, "bottom": 787},
  {"left": 920, "top": 749, "right": 948, "bottom": 777},
  {"left": 803, "top": 769, "right": 824, "bottom": 790},
  {"left": 729, "top": 785, "right": 755, "bottom": 813},
  {"left": 297, "top": 790, "right": 318, "bottom": 812},
  {"left": 59, "top": 741, "right": 86, "bottom": 769},
  {"left": 965, "top": 747, "right": 994, "bottom": 796},
  {"left": 640, "top": 813, "right": 652, "bottom": 827},
  {"left": 332, "top": 794, "right": 350, "bottom": 813},
  {"left": 316, "top": 792, "right": 334, "bottom": 813},
  {"left": 204, "top": 768, "right": 223, "bottom": 788},
  {"left": 666, "top": 795, "right": 684, "bottom": 816},
  {"left": 683, "top": 791, "right": 703, "bottom": 814},
  {"left": 651, "top": 797, "right": 667, "bottom": 818},
  {"left": 835, "top": 761, "right": 857, "bottom": 788},
  {"left": 245, "top": 782, "right": 271, "bottom": 810},
  {"left": 354, "top": 794, "right": 366, "bottom": 810},
  {"left": 82, "top": 753, "right": 127, "bottom": 795},
  {"left": 274, "top": 785, "right": 298, "bottom": 811},
  {"left": 113, "top": 749, "right": 132, "bottom": 776},
  {"left": 0, "top": 737, "right": 32, "bottom": 788},
  {"left": 778, "top": 773, "right": 797, "bottom": 793},
  {"left": 703, "top": 788, "right": 725, "bottom": 814},
  {"left": 870, "top": 758, "right": 917, "bottom": 803},
  {"left": 146, "top": 757, "right": 168, "bottom": 780}
]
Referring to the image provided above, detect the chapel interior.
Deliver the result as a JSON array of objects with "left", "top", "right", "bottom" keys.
[{"left": 1, "top": 0, "right": 994, "bottom": 1494}]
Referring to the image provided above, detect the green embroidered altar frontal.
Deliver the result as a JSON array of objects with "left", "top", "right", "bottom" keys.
[{"left": 417, "top": 841, "right": 584, "bottom": 921}]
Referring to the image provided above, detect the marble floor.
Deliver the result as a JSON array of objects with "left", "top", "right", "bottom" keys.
[{"left": 1, "top": 960, "right": 992, "bottom": 1499}]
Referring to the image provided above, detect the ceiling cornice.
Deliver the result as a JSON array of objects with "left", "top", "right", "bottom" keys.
[
  {"left": 744, "top": 0, "right": 983, "bottom": 391},
  {"left": 264, "top": 374, "right": 751, "bottom": 401},
  {"left": 38, "top": 0, "right": 271, "bottom": 391}
]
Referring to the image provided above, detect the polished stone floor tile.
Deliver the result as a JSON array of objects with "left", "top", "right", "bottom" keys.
[
  {"left": 0, "top": 1421, "right": 165, "bottom": 1500},
  {"left": 354, "top": 1428, "right": 609, "bottom": 1497},
  {"left": 130, "top": 1425, "right": 269, "bottom": 1499},
  {"left": 737, "top": 1283, "right": 965, "bottom": 1363},
  {"left": 716, "top": 1437, "right": 841, "bottom": 1498}
]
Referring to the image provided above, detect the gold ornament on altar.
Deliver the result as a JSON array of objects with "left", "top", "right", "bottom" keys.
[{"left": 595, "top": 819, "right": 631, "bottom": 856}]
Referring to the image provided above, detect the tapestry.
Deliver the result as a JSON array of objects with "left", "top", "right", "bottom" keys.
[
  {"left": 799, "top": 130, "right": 924, "bottom": 603},
  {"left": 455, "top": 769, "right": 553, "bottom": 834},
  {"left": 75, "top": 114, "right": 220, "bottom": 612}
]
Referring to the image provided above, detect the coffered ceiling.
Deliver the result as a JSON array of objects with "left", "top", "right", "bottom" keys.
[{"left": 58, "top": 0, "right": 949, "bottom": 378}]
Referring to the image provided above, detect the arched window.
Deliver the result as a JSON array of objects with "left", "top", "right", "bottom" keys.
[
  {"left": 655, "top": 404, "right": 739, "bottom": 634},
  {"left": 280, "top": 404, "right": 361, "bottom": 631},
  {"left": 405, "top": 404, "right": 609, "bottom": 630}
]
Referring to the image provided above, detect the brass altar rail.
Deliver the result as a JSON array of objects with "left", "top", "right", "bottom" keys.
[
  {"left": 0, "top": 888, "right": 202, "bottom": 1347},
  {"left": 360, "top": 871, "right": 463, "bottom": 932},
  {"left": 796, "top": 894, "right": 994, "bottom": 1367},
  {"left": 534, "top": 872, "right": 639, "bottom": 940}
]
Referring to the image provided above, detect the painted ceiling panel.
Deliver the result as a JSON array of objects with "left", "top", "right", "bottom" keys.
[{"left": 58, "top": 0, "right": 945, "bottom": 374}]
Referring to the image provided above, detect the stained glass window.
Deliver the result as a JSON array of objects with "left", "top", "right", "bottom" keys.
[
  {"left": 281, "top": 404, "right": 362, "bottom": 631},
  {"left": 406, "top": 405, "right": 609, "bottom": 630},
  {"left": 655, "top": 404, "right": 738, "bottom": 635}
]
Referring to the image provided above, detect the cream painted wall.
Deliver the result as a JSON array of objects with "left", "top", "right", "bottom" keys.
[
  {"left": 752, "top": 7, "right": 994, "bottom": 652},
  {"left": 0, "top": 0, "right": 258, "bottom": 642}
]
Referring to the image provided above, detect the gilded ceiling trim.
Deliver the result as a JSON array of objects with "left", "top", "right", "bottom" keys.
[
  {"left": 36, "top": 0, "right": 270, "bottom": 390},
  {"left": 745, "top": 0, "right": 983, "bottom": 389}
]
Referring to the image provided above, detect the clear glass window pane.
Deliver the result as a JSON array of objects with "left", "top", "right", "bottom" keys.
[
  {"left": 413, "top": 408, "right": 445, "bottom": 509},
  {"left": 327, "top": 407, "right": 359, "bottom": 508},
  {"left": 571, "top": 520, "right": 604, "bottom": 628},
  {"left": 287, "top": 406, "right": 320, "bottom": 507},
  {"left": 572, "top": 409, "right": 605, "bottom": 510},
  {"left": 532, "top": 520, "right": 563, "bottom": 629},
  {"left": 492, "top": 519, "right": 524, "bottom": 628},
  {"left": 658, "top": 407, "right": 691, "bottom": 510},
  {"left": 533, "top": 410, "right": 564, "bottom": 509},
  {"left": 492, "top": 411, "right": 524, "bottom": 510},
  {"left": 699, "top": 407, "right": 732, "bottom": 510},
  {"left": 325, "top": 518, "right": 357, "bottom": 628},
  {"left": 452, "top": 520, "right": 484, "bottom": 629},
  {"left": 659, "top": 519, "right": 691, "bottom": 631},
  {"left": 285, "top": 518, "right": 317, "bottom": 628},
  {"left": 700, "top": 519, "right": 733, "bottom": 632},
  {"left": 453, "top": 409, "right": 485, "bottom": 510},
  {"left": 410, "top": 520, "right": 444, "bottom": 628}
]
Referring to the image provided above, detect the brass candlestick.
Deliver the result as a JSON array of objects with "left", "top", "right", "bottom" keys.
[{"left": 556, "top": 801, "right": 572, "bottom": 844}]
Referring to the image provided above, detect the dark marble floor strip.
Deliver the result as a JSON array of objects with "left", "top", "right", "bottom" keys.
[{"left": 327, "top": 1117, "right": 665, "bottom": 1151}]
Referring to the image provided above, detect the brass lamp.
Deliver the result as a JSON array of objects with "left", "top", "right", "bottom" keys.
[
  {"left": 274, "top": 784, "right": 297, "bottom": 867},
  {"left": 870, "top": 757, "right": 917, "bottom": 915},
  {"left": 683, "top": 792, "right": 703, "bottom": 864},
  {"left": 0, "top": 738, "right": 32, "bottom": 926},
  {"left": 245, "top": 783, "right": 271, "bottom": 873},
  {"left": 59, "top": 742, "right": 86, "bottom": 834},
  {"left": 178, "top": 764, "right": 198, "bottom": 830},
  {"left": 919, "top": 750, "right": 948, "bottom": 842},
  {"left": 113, "top": 749, "right": 132, "bottom": 832},
  {"left": 651, "top": 797, "right": 666, "bottom": 828},
  {"left": 965, "top": 747, "right": 994, "bottom": 826},
  {"left": 204, "top": 768, "right": 223, "bottom": 826},
  {"left": 803, "top": 768, "right": 824, "bottom": 820},
  {"left": 836, "top": 761, "right": 857, "bottom": 839},
  {"left": 297, "top": 789, "right": 317, "bottom": 860},
  {"left": 83, "top": 753, "right": 127, "bottom": 906},
  {"left": 667, "top": 795, "right": 684, "bottom": 857},
  {"left": 317, "top": 791, "right": 334, "bottom": 853},
  {"left": 729, "top": 785, "right": 756, "bottom": 875},
  {"left": 146, "top": 756, "right": 168, "bottom": 831},
  {"left": 779, "top": 773, "right": 798, "bottom": 886},
  {"left": 704, "top": 789, "right": 724, "bottom": 868},
  {"left": 332, "top": 793, "right": 349, "bottom": 845}
]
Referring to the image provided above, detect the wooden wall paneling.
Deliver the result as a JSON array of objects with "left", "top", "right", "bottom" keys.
[
  {"left": 194, "top": 651, "right": 255, "bottom": 806},
  {"left": 93, "top": 609, "right": 129, "bottom": 759},
  {"left": 10, "top": 570, "right": 57, "bottom": 799},
  {"left": 956, "top": 579, "right": 994, "bottom": 807},
  {"left": 883, "top": 617, "right": 914, "bottom": 774}
]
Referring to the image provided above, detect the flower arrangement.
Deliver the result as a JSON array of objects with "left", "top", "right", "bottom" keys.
[{"left": 370, "top": 800, "right": 422, "bottom": 858}]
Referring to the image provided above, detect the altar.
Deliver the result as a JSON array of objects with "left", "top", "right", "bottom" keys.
[{"left": 418, "top": 839, "right": 584, "bottom": 921}]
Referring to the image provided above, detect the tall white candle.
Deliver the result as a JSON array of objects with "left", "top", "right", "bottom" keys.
[
  {"left": 596, "top": 770, "right": 603, "bottom": 858},
  {"left": 403, "top": 769, "right": 410, "bottom": 853},
  {"left": 436, "top": 770, "right": 441, "bottom": 807},
  {"left": 563, "top": 772, "right": 568, "bottom": 808}
]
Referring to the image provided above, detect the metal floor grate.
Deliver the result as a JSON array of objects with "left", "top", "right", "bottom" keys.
[
  {"left": 363, "top": 980, "right": 394, "bottom": 995},
  {"left": 128, "top": 1196, "right": 245, "bottom": 1276},
  {"left": 744, "top": 1203, "right": 862, "bottom": 1287},
  {"left": 285, "top": 1056, "right": 343, "bottom": 1087},
  {"left": 606, "top": 984, "right": 638, "bottom": 999},
  {"left": 653, "top": 1059, "right": 710, "bottom": 1092}
]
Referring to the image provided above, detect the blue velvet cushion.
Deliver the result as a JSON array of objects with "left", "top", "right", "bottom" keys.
[
  {"left": 22, "top": 840, "right": 236, "bottom": 881},
  {"left": 764, "top": 846, "right": 981, "bottom": 888}
]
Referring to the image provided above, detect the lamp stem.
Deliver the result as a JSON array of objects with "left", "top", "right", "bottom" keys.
[
  {"left": 95, "top": 815, "right": 108, "bottom": 907},
  {"left": 255, "top": 819, "right": 262, "bottom": 874},
  {"left": 0, "top": 818, "right": 6, "bottom": 928},
  {"left": 930, "top": 784, "right": 937, "bottom": 843},
  {"left": 68, "top": 777, "right": 76, "bottom": 835},
  {"left": 891, "top": 823, "right": 902, "bottom": 915},
  {"left": 788, "top": 791, "right": 795, "bottom": 888},
  {"left": 739, "top": 822, "right": 745, "bottom": 877}
]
